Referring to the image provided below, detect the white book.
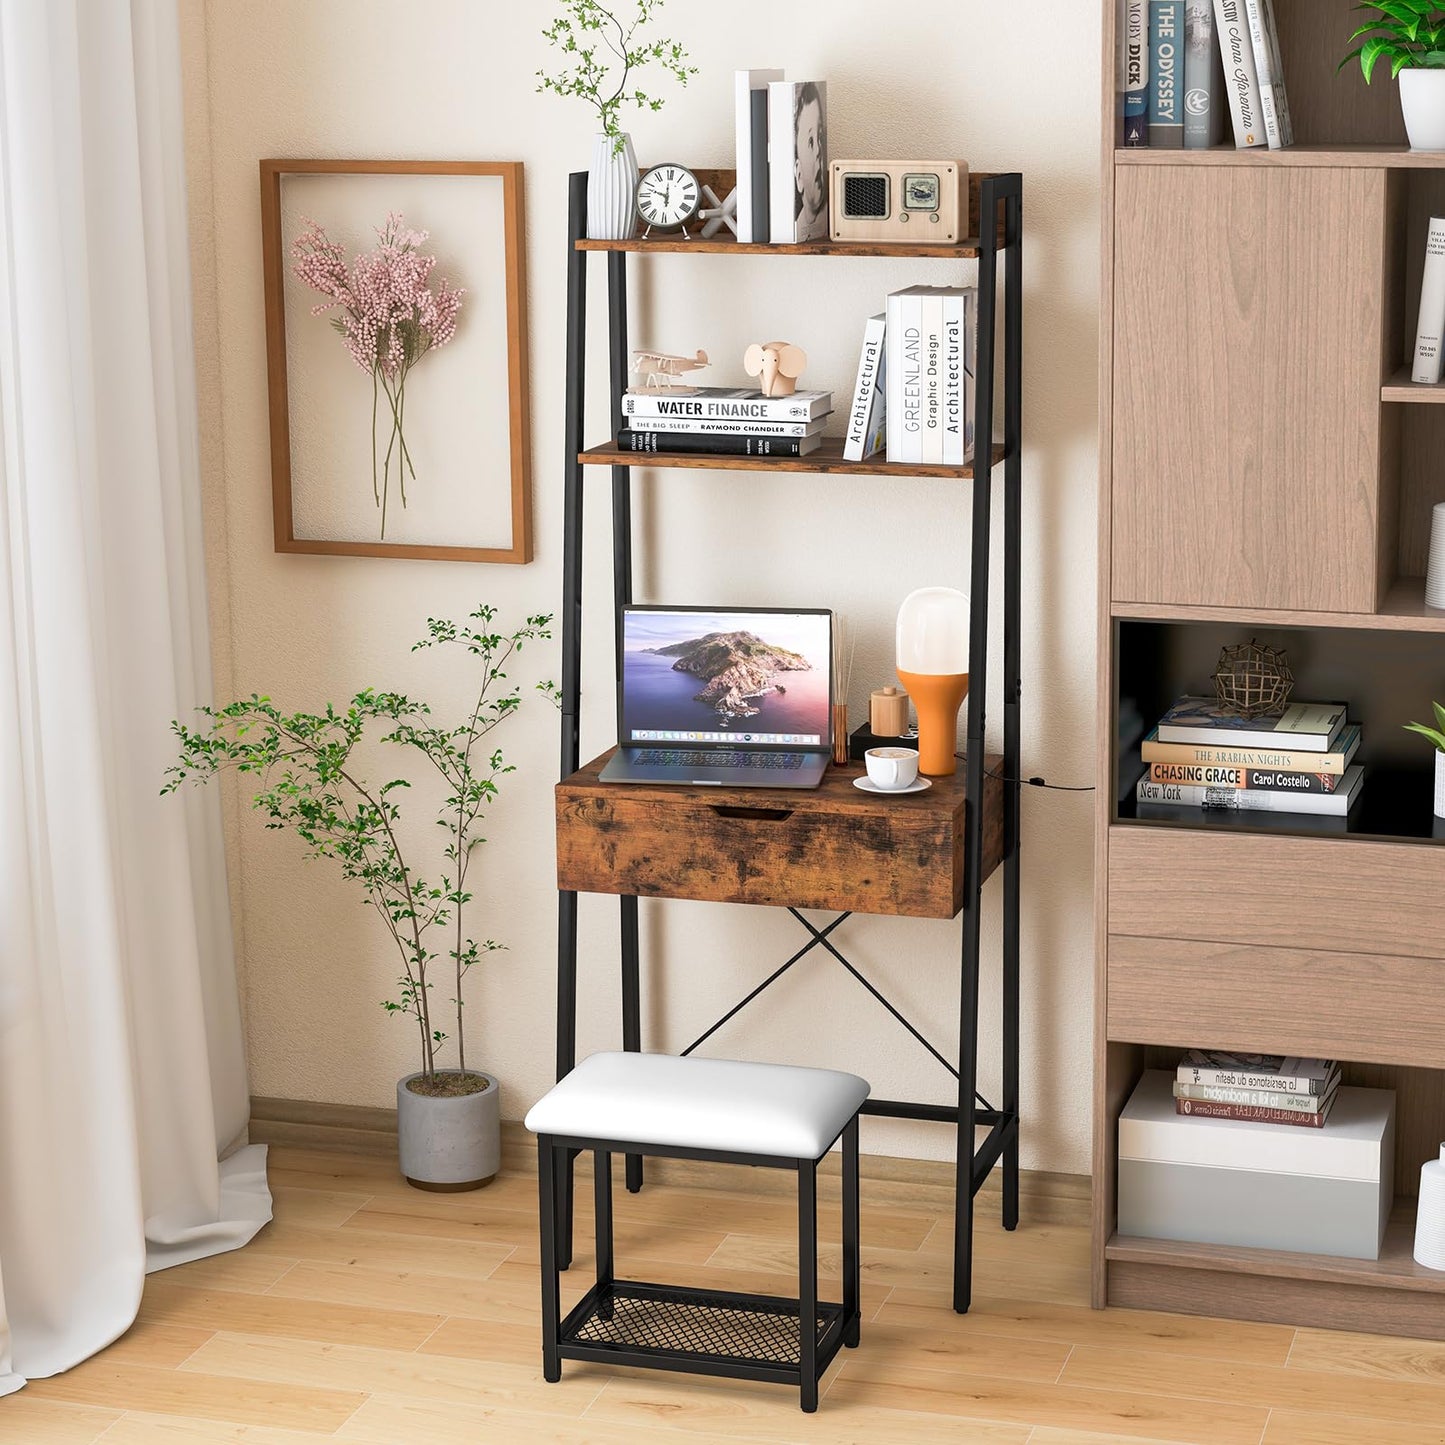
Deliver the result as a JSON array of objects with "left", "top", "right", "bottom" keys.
[
  {"left": 734, "top": 69, "right": 783, "bottom": 245},
  {"left": 1413, "top": 216, "right": 1445, "bottom": 385},
  {"left": 941, "top": 290, "right": 973, "bottom": 466},
  {"left": 768, "top": 80, "right": 828, "bottom": 245},
  {"left": 1121, "top": 1071, "right": 1393, "bottom": 1182},
  {"left": 627, "top": 416, "right": 826, "bottom": 438},
  {"left": 1213, "top": 0, "right": 1266, "bottom": 148},
  {"left": 622, "top": 386, "right": 832, "bottom": 422},
  {"left": 921, "top": 291, "right": 944, "bottom": 464},
  {"left": 1136, "top": 764, "right": 1363, "bottom": 815},
  {"left": 1243, "top": 0, "right": 1292, "bottom": 149},
  {"left": 843, "top": 314, "right": 887, "bottom": 461},
  {"left": 886, "top": 290, "right": 924, "bottom": 464}
]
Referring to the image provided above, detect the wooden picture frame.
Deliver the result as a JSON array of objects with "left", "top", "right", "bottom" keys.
[{"left": 259, "top": 159, "right": 532, "bottom": 564}]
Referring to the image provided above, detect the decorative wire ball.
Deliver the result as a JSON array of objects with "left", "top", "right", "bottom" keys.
[{"left": 1212, "top": 640, "right": 1294, "bottom": 718}]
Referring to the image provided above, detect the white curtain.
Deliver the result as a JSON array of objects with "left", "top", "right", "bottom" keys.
[{"left": 0, "top": 0, "right": 270, "bottom": 1392}]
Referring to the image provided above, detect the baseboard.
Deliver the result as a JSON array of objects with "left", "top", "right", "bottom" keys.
[{"left": 249, "top": 1095, "right": 1089, "bottom": 1227}]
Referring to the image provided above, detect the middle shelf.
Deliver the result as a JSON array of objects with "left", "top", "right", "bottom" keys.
[{"left": 580, "top": 439, "right": 1008, "bottom": 480}]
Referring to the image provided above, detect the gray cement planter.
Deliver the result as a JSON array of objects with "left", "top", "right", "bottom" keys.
[{"left": 397, "top": 1072, "right": 500, "bottom": 1191}]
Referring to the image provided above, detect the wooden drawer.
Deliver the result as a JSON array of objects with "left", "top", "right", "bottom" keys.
[
  {"left": 1109, "top": 826, "right": 1445, "bottom": 961},
  {"left": 556, "top": 750, "right": 1004, "bottom": 919},
  {"left": 1107, "top": 935, "right": 1445, "bottom": 1067}
]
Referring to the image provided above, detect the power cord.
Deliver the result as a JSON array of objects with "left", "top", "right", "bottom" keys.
[{"left": 952, "top": 753, "right": 1096, "bottom": 792}]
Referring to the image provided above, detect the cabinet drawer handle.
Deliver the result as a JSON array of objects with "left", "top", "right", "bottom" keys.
[{"left": 708, "top": 805, "right": 795, "bottom": 822}]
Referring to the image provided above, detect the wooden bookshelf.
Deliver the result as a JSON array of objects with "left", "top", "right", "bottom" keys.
[
  {"left": 579, "top": 439, "right": 1006, "bottom": 480},
  {"left": 578, "top": 235, "right": 983, "bottom": 259},
  {"left": 1095, "top": 0, "right": 1445, "bottom": 1339}
]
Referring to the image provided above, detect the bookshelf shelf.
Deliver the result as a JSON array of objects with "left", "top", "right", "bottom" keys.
[
  {"left": 1382, "top": 368, "right": 1445, "bottom": 403},
  {"left": 579, "top": 440, "right": 1006, "bottom": 480},
  {"left": 1111, "top": 583, "right": 1445, "bottom": 635},
  {"left": 577, "top": 235, "right": 983, "bottom": 260},
  {"left": 1116, "top": 145, "right": 1445, "bottom": 170},
  {"left": 1106, "top": 1207, "right": 1443, "bottom": 1294}
]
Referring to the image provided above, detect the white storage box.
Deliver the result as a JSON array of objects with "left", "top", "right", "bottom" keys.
[{"left": 1118, "top": 1070, "right": 1394, "bottom": 1260}]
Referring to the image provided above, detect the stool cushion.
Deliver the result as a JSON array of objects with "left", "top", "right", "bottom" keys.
[{"left": 524, "top": 1053, "right": 870, "bottom": 1161}]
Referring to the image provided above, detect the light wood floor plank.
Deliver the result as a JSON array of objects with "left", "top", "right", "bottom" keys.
[
  {"left": 1030, "top": 1431, "right": 1206, "bottom": 1445},
  {"left": 0, "top": 1396, "right": 118, "bottom": 1445},
  {"left": 587, "top": 1372, "right": 1033, "bottom": 1443},
  {"left": 21, "top": 1362, "right": 363, "bottom": 1433},
  {"left": 1061, "top": 1345, "right": 1445, "bottom": 1430},
  {"left": 267, "top": 1187, "right": 372, "bottom": 1231},
  {"left": 1287, "top": 1325, "right": 1445, "bottom": 1386},
  {"left": 246, "top": 1219, "right": 513, "bottom": 1280},
  {"left": 93, "top": 1320, "right": 215, "bottom": 1370},
  {"left": 1261, "top": 1409, "right": 1445, "bottom": 1445},
  {"left": 181, "top": 1332, "right": 608, "bottom": 1419},
  {"left": 875, "top": 1298, "right": 1295, "bottom": 1366},
  {"left": 262, "top": 1259, "right": 517, "bottom": 1320},
  {"left": 138, "top": 1280, "right": 442, "bottom": 1351},
  {"left": 100, "top": 1412, "right": 347, "bottom": 1445},
  {"left": 159, "top": 1250, "right": 300, "bottom": 1296},
  {"left": 825, "top": 1360, "right": 1268, "bottom": 1445}
]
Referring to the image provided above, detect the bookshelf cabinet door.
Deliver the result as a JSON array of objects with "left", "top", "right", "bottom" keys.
[{"left": 1112, "top": 166, "right": 1388, "bottom": 613}]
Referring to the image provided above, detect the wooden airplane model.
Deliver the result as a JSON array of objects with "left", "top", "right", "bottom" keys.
[{"left": 629, "top": 349, "right": 711, "bottom": 394}]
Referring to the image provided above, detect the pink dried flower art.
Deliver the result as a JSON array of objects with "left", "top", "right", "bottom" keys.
[{"left": 292, "top": 213, "right": 464, "bottom": 539}]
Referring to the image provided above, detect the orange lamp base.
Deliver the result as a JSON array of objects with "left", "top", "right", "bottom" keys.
[{"left": 896, "top": 668, "right": 970, "bottom": 776}]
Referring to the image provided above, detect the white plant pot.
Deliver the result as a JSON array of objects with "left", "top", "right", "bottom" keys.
[
  {"left": 1401, "top": 69, "right": 1445, "bottom": 152},
  {"left": 397, "top": 1071, "right": 499, "bottom": 1191},
  {"left": 1436, "top": 749, "right": 1445, "bottom": 821},
  {"left": 587, "top": 132, "right": 637, "bottom": 241}
]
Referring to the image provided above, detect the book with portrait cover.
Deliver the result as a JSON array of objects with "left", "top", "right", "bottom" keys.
[{"left": 768, "top": 80, "right": 828, "bottom": 244}]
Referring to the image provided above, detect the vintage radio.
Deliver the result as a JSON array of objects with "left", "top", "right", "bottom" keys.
[{"left": 828, "top": 161, "right": 968, "bottom": 245}]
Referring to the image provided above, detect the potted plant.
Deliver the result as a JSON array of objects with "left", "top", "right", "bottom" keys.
[
  {"left": 1342, "top": 3, "right": 1445, "bottom": 150},
  {"left": 164, "top": 606, "right": 555, "bottom": 1190},
  {"left": 1406, "top": 700, "right": 1445, "bottom": 819},
  {"left": 537, "top": 0, "right": 697, "bottom": 241}
]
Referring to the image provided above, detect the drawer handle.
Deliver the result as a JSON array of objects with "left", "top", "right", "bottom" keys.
[{"left": 708, "top": 805, "right": 795, "bottom": 822}]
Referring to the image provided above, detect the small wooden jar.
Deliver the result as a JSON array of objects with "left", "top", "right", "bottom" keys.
[{"left": 870, "top": 686, "right": 910, "bottom": 737}]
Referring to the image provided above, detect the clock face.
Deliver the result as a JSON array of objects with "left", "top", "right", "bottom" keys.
[{"left": 636, "top": 164, "right": 701, "bottom": 231}]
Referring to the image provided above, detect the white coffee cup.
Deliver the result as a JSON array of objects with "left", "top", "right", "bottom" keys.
[{"left": 865, "top": 746, "right": 920, "bottom": 790}]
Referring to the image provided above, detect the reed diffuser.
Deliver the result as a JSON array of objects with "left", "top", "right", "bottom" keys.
[{"left": 831, "top": 614, "right": 857, "bottom": 765}]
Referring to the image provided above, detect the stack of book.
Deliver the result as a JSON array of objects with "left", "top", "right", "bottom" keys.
[
  {"left": 1134, "top": 695, "right": 1364, "bottom": 818},
  {"left": 1120, "top": 0, "right": 1292, "bottom": 151},
  {"left": 884, "top": 285, "right": 976, "bottom": 466},
  {"left": 617, "top": 386, "right": 833, "bottom": 459},
  {"left": 1174, "top": 1051, "right": 1341, "bottom": 1128}
]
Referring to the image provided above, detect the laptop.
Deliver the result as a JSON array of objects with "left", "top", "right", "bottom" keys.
[{"left": 600, "top": 605, "right": 833, "bottom": 789}]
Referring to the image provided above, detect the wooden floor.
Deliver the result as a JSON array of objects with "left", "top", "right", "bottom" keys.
[{"left": 7, "top": 1145, "right": 1445, "bottom": 1444}]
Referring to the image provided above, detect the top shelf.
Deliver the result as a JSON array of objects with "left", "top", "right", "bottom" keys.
[
  {"left": 577, "top": 234, "right": 983, "bottom": 259},
  {"left": 1115, "top": 144, "right": 1445, "bottom": 169}
]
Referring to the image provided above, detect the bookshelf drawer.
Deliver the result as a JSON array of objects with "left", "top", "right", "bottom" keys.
[
  {"left": 1108, "top": 826, "right": 1445, "bottom": 961},
  {"left": 1107, "top": 936, "right": 1445, "bottom": 1067}
]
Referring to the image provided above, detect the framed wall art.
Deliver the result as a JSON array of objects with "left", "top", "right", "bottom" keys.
[{"left": 260, "top": 159, "right": 532, "bottom": 563}]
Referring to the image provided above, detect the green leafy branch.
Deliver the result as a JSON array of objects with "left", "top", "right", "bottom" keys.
[
  {"left": 1405, "top": 699, "right": 1445, "bottom": 752},
  {"left": 1341, "top": 2, "right": 1445, "bottom": 81},
  {"left": 163, "top": 606, "right": 555, "bottom": 1083},
  {"left": 537, "top": 0, "right": 697, "bottom": 153}
]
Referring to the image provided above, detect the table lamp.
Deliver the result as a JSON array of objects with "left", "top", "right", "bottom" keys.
[{"left": 896, "top": 587, "right": 970, "bottom": 776}]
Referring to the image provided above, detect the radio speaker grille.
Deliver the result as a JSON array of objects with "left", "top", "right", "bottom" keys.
[{"left": 842, "top": 174, "right": 889, "bottom": 220}]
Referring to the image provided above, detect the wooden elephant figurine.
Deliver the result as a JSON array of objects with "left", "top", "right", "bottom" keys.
[{"left": 743, "top": 341, "right": 808, "bottom": 398}]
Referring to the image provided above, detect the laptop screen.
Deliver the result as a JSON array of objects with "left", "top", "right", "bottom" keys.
[{"left": 620, "top": 607, "right": 833, "bottom": 749}]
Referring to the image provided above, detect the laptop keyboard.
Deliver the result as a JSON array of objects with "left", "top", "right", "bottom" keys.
[{"left": 634, "top": 749, "right": 805, "bottom": 770}]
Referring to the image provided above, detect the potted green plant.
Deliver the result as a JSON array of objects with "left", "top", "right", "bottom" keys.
[
  {"left": 1342, "top": 3, "right": 1445, "bottom": 150},
  {"left": 164, "top": 606, "right": 555, "bottom": 1190},
  {"left": 537, "top": 0, "right": 697, "bottom": 241},
  {"left": 1406, "top": 701, "right": 1445, "bottom": 819}
]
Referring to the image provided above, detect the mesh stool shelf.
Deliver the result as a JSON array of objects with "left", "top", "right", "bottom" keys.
[{"left": 526, "top": 1052, "right": 868, "bottom": 1413}]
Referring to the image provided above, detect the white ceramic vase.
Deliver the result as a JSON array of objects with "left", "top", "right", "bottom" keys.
[
  {"left": 1415, "top": 1144, "right": 1445, "bottom": 1270},
  {"left": 1401, "top": 70, "right": 1445, "bottom": 152},
  {"left": 587, "top": 131, "right": 637, "bottom": 241},
  {"left": 1435, "top": 749, "right": 1445, "bottom": 821}
]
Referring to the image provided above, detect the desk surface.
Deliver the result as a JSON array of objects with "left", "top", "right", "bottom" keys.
[{"left": 556, "top": 749, "right": 1004, "bottom": 919}]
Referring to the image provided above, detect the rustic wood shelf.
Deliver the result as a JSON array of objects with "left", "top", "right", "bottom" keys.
[
  {"left": 1382, "top": 367, "right": 1445, "bottom": 404},
  {"left": 580, "top": 439, "right": 1006, "bottom": 479},
  {"left": 577, "top": 235, "right": 983, "bottom": 259},
  {"left": 556, "top": 750, "right": 1004, "bottom": 919}
]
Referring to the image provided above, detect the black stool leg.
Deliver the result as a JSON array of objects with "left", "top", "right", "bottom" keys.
[
  {"left": 798, "top": 1159, "right": 818, "bottom": 1413},
  {"left": 595, "top": 1149, "right": 615, "bottom": 1321},
  {"left": 842, "top": 1118, "right": 861, "bottom": 1348},
  {"left": 538, "top": 1138, "right": 562, "bottom": 1383}
]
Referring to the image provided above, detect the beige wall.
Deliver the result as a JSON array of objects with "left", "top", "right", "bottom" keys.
[{"left": 179, "top": 0, "right": 1100, "bottom": 1173}]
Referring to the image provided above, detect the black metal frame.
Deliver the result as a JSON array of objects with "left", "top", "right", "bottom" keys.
[
  {"left": 537, "top": 1119, "right": 862, "bottom": 1413},
  {"left": 556, "top": 171, "right": 1024, "bottom": 1314}
]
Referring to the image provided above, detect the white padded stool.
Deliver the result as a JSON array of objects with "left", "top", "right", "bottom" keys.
[{"left": 525, "top": 1052, "right": 869, "bottom": 1412}]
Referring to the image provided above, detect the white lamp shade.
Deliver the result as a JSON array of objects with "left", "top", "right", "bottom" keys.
[{"left": 896, "top": 587, "right": 971, "bottom": 675}]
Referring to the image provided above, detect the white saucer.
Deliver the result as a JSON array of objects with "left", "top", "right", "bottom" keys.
[{"left": 853, "top": 776, "right": 932, "bottom": 795}]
